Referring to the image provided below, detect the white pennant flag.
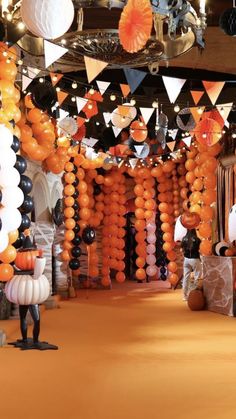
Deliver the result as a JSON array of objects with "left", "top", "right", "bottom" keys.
[
  {"left": 58, "top": 109, "right": 69, "bottom": 121},
  {"left": 182, "top": 136, "right": 192, "bottom": 148},
  {"left": 76, "top": 97, "right": 88, "bottom": 114},
  {"left": 134, "top": 145, "right": 145, "bottom": 156},
  {"left": 112, "top": 126, "right": 122, "bottom": 138},
  {"left": 22, "top": 75, "right": 33, "bottom": 91},
  {"left": 82, "top": 137, "right": 98, "bottom": 148},
  {"left": 129, "top": 158, "right": 139, "bottom": 169},
  {"left": 162, "top": 76, "right": 186, "bottom": 103},
  {"left": 103, "top": 112, "right": 111, "bottom": 125},
  {"left": 168, "top": 129, "right": 178, "bottom": 141},
  {"left": 27, "top": 67, "right": 41, "bottom": 79},
  {"left": 216, "top": 103, "right": 233, "bottom": 124},
  {"left": 96, "top": 80, "right": 111, "bottom": 95},
  {"left": 85, "top": 146, "right": 98, "bottom": 160},
  {"left": 44, "top": 40, "right": 68, "bottom": 68},
  {"left": 139, "top": 107, "right": 154, "bottom": 125}
]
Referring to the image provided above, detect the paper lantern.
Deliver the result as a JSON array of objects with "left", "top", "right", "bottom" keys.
[
  {"left": 21, "top": 0, "right": 75, "bottom": 40},
  {"left": 220, "top": 8, "right": 236, "bottom": 36},
  {"left": 111, "top": 108, "right": 131, "bottom": 129},
  {"left": 195, "top": 118, "right": 222, "bottom": 146},
  {"left": 119, "top": 0, "right": 153, "bottom": 53},
  {"left": 229, "top": 204, "right": 236, "bottom": 243},
  {"left": 174, "top": 216, "right": 187, "bottom": 242},
  {"left": 123, "top": 103, "right": 137, "bottom": 120},
  {"left": 130, "top": 120, "right": 148, "bottom": 142}
]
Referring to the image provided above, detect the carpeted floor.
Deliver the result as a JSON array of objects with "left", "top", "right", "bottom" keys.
[{"left": 1, "top": 281, "right": 236, "bottom": 419}]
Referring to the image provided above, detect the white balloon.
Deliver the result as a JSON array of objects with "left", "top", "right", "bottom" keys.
[
  {"left": 21, "top": 0, "right": 75, "bottom": 40},
  {"left": 0, "top": 125, "right": 13, "bottom": 149},
  {"left": 1, "top": 187, "right": 24, "bottom": 208},
  {"left": 229, "top": 204, "right": 236, "bottom": 243},
  {"left": 147, "top": 224, "right": 156, "bottom": 233},
  {"left": 0, "top": 229, "right": 9, "bottom": 252},
  {"left": 147, "top": 233, "right": 156, "bottom": 244},
  {"left": 0, "top": 148, "right": 17, "bottom": 169},
  {"left": 146, "top": 254, "right": 156, "bottom": 265},
  {"left": 174, "top": 216, "right": 187, "bottom": 242},
  {"left": 146, "top": 265, "right": 158, "bottom": 277},
  {"left": 0, "top": 167, "right": 20, "bottom": 187},
  {"left": 0, "top": 208, "right": 22, "bottom": 232},
  {"left": 147, "top": 244, "right": 155, "bottom": 254}
]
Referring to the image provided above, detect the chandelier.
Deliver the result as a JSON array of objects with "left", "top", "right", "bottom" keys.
[{"left": 8, "top": 0, "right": 207, "bottom": 74}]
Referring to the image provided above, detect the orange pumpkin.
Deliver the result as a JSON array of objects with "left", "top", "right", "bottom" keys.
[
  {"left": 180, "top": 211, "right": 201, "bottom": 230},
  {"left": 15, "top": 249, "right": 39, "bottom": 271}
]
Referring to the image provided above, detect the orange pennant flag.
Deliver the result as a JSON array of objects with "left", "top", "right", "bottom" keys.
[
  {"left": 84, "top": 56, "right": 108, "bottom": 83},
  {"left": 118, "top": 105, "right": 130, "bottom": 117},
  {"left": 190, "top": 107, "right": 205, "bottom": 125},
  {"left": 120, "top": 84, "right": 131, "bottom": 98},
  {"left": 77, "top": 116, "right": 86, "bottom": 128},
  {"left": 50, "top": 72, "right": 64, "bottom": 86},
  {"left": 57, "top": 91, "right": 68, "bottom": 105},
  {"left": 190, "top": 90, "right": 204, "bottom": 105},
  {"left": 167, "top": 141, "right": 176, "bottom": 152},
  {"left": 202, "top": 81, "right": 225, "bottom": 105}
]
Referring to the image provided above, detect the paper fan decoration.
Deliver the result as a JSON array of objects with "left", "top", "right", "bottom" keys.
[
  {"left": 119, "top": 0, "right": 153, "bottom": 53},
  {"left": 58, "top": 117, "right": 78, "bottom": 136},
  {"left": 195, "top": 118, "right": 222, "bottom": 146}
]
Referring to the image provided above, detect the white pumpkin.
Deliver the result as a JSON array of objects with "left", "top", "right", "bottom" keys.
[
  {"left": 5, "top": 257, "right": 50, "bottom": 305},
  {"left": 21, "top": 0, "right": 75, "bottom": 40}
]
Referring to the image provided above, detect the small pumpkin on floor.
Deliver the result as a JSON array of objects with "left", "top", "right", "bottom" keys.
[{"left": 187, "top": 288, "right": 205, "bottom": 311}]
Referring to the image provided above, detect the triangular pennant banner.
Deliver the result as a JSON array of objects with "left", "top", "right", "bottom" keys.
[
  {"left": 134, "top": 145, "right": 145, "bottom": 156},
  {"left": 129, "top": 158, "right": 139, "bottom": 169},
  {"left": 50, "top": 72, "right": 64, "bottom": 86},
  {"left": 27, "top": 67, "right": 41, "bottom": 79},
  {"left": 190, "top": 90, "right": 204, "bottom": 105},
  {"left": 139, "top": 107, "right": 154, "bottom": 125},
  {"left": 22, "top": 75, "right": 33, "bottom": 91},
  {"left": 182, "top": 136, "right": 192, "bottom": 148},
  {"left": 103, "top": 112, "right": 111, "bottom": 125},
  {"left": 120, "top": 84, "right": 131, "bottom": 97},
  {"left": 57, "top": 91, "right": 68, "bottom": 105},
  {"left": 112, "top": 126, "right": 122, "bottom": 138},
  {"left": 167, "top": 141, "right": 176, "bottom": 152},
  {"left": 162, "top": 76, "right": 186, "bottom": 103},
  {"left": 118, "top": 105, "right": 130, "bottom": 117},
  {"left": 190, "top": 107, "right": 205, "bottom": 124},
  {"left": 76, "top": 97, "right": 88, "bottom": 114},
  {"left": 216, "top": 103, "right": 233, "bottom": 124},
  {"left": 58, "top": 109, "right": 69, "bottom": 121},
  {"left": 168, "top": 129, "right": 178, "bottom": 140},
  {"left": 118, "top": 159, "right": 124, "bottom": 168},
  {"left": 44, "top": 40, "right": 68, "bottom": 68},
  {"left": 179, "top": 112, "right": 191, "bottom": 126},
  {"left": 202, "top": 81, "right": 225, "bottom": 105},
  {"left": 77, "top": 117, "right": 86, "bottom": 128},
  {"left": 82, "top": 137, "right": 98, "bottom": 147},
  {"left": 96, "top": 80, "right": 110, "bottom": 95},
  {"left": 84, "top": 56, "right": 108, "bottom": 83},
  {"left": 124, "top": 68, "right": 147, "bottom": 94},
  {"left": 170, "top": 152, "right": 178, "bottom": 159}
]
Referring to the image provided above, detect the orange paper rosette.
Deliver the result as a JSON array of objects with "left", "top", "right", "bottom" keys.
[{"left": 119, "top": 0, "right": 153, "bottom": 53}]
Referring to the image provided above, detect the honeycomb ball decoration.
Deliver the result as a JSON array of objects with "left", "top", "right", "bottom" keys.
[
  {"left": 21, "top": 0, "right": 75, "bottom": 40},
  {"left": 220, "top": 8, "right": 236, "bottom": 36}
]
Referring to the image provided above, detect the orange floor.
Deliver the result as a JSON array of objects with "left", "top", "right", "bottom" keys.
[{"left": 1, "top": 281, "right": 236, "bottom": 419}]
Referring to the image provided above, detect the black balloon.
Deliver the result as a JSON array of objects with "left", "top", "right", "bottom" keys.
[
  {"left": 31, "top": 80, "right": 57, "bottom": 111},
  {"left": 72, "top": 235, "right": 82, "bottom": 246},
  {"left": 72, "top": 166, "right": 78, "bottom": 174},
  {"left": 73, "top": 224, "right": 80, "bottom": 234},
  {"left": 14, "top": 155, "right": 27, "bottom": 174},
  {"left": 13, "top": 232, "right": 25, "bottom": 249},
  {"left": 82, "top": 226, "right": 96, "bottom": 245},
  {"left": 94, "top": 184, "right": 102, "bottom": 195},
  {"left": 71, "top": 247, "right": 82, "bottom": 258},
  {"left": 11, "top": 135, "right": 20, "bottom": 152},
  {"left": 19, "top": 214, "right": 31, "bottom": 231},
  {"left": 69, "top": 258, "right": 80, "bottom": 270},
  {"left": 220, "top": 8, "right": 236, "bottom": 36},
  {"left": 0, "top": 217, "right": 2, "bottom": 231},
  {"left": 0, "top": 189, "right": 2, "bottom": 203},
  {"left": 73, "top": 178, "right": 79, "bottom": 187},
  {"left": 73, "top": 214, "right": 80, "bottom": 222},
  {"left": 21, "top": 195, "right": 34, "bottom": 213},
  {"left": 160, "top": 275, "right": 167, "bottom": 281},
  {"left": 73, "top": 191, "right": 79, "bottom": 199},
  {"left": 73, "top": 202, "right": 79, "bottom": 211},
  {"left": 160, "top": 267, "right": 166, "bottom": 274},
  {"left": 19, "top": 175, "right": 33, "bottom": 194}
]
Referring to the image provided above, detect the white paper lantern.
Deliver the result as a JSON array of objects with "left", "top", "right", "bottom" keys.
[
  {"left": 0, "top": 167, "right": 20, "bottom": 187},
  {"left": 1, "top": 187, "right": 24, "bottom": 208},
  {"left": 174, "top": 216, "right": 187, "bottom": 242},
  {"left": 0, "top": 125, "right": 13, "bottom": 149},
  {"left": 229, "top": 204, "right": 236, "bottom": 243},
  {"left": 123, "top": 103, "right": 137, "bottom": 120},
  {"left": 0, "top": 229, "right": 9, "bottom": 253},
  {"left": 0, "top": 148, "right": 17, "bottom": 169},
  {"left": 0, "top": 208, "right": 22, "bottom": 232},
  {"left": 111, "top": 108, "right": 131, "bottom": 129},
  {"left": 21, "top": 0, "right": 75, "bottom": 40}
]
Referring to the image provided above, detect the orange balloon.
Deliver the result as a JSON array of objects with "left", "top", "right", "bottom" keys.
[
  {"left": 161, "top": 223, "right": 172, "bottom": 233},
  {"left": 65, "top": 218, "right": 76, "bottom": 230},
  {"left": 64, "top": 230, "right": 75, "bottom": 241},
  {"left": 168, "top": 262, "right": 178, "bottom": 273},
  {"left": 116, "top": 271, "right": 125, "bottom": 283},
  {"left": 0, "top": 59, "right": 17, "bottom": 80},
  {"left": 63, "top": 240, "right": 73, "bottom": 250},
  {"left": 135, "top": 208, "right": 145, "bottom": 220},
  {"left": 135, "top": 219, "right": 146, "bottom": 231},
  {"left": 163, "top": 232, "right": 173, "bottom": 242},
  {"left": 77, "top": 181, "right": 88, "bottom": 194},
  {"left": 186, "top": 171, "right": 196, "bottom": 184},
  {"left": 0, "top": 245, "right": 17, "bottom": 264},
  {"left": 8, "top": 230, "right": 19, "bottom": 245},
  {"left": 27, "top": 108, "right": 43, "bottom": 124},
  {"left": 136, "top": 268, "right": 146, "bottom": 281},
  {"left": 168, "top": 273, "right": 179, "bottom": 286},
  {"left": 200, "top": 206, "right": 214, "bottom": 222},
  {"left": 64, "top": 196, "right": 75, "bottom": 207},
  {"left": 167, "top": 251, "right": 177, "bottom": 261},
  {"left": 151, "top": 165, "right": 163, "bottom": 178},
  {"left": 135, "top": 197, "right": 145, "bottom": 208},
  {"left": 64, "top": 184, "right": 75, "bottom": 196},
  {"left": 64, "top": 162, "right": 74, "bottom": 173},
  {"left": 160, "top": 213, "right": 170, "bottom": 223},
  {"left": 64, "top": 172, "right": 76, "bottom": 184},
  {"left": 134, "top": 184, "right": 144, "bottom": 197},
  {"left": 198, "top": 222, "right": 212, "bottom": 239},
  {"left": 193, "top": 178, "right": 203, "bottom": 191},
  {"left": 200, "top": 239, "right": 212, "bottom": 256},
  {"left": 204, "top": 174, "right": 216, "bottom": 189},
  {"left": 61, "top": 250, "right": 71, "bottom": 262},
  {"left": 202, "top": 189, "right": 216, "bottom": 205},
  {"left": 130, "top": 120, "right": 147, "bottom": 142},
  {"left": 79, "top": 208, "right": 91, "bottom": 221},
  {"left": 0, "top": 263, "right": 14, "bottom": 282}
]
